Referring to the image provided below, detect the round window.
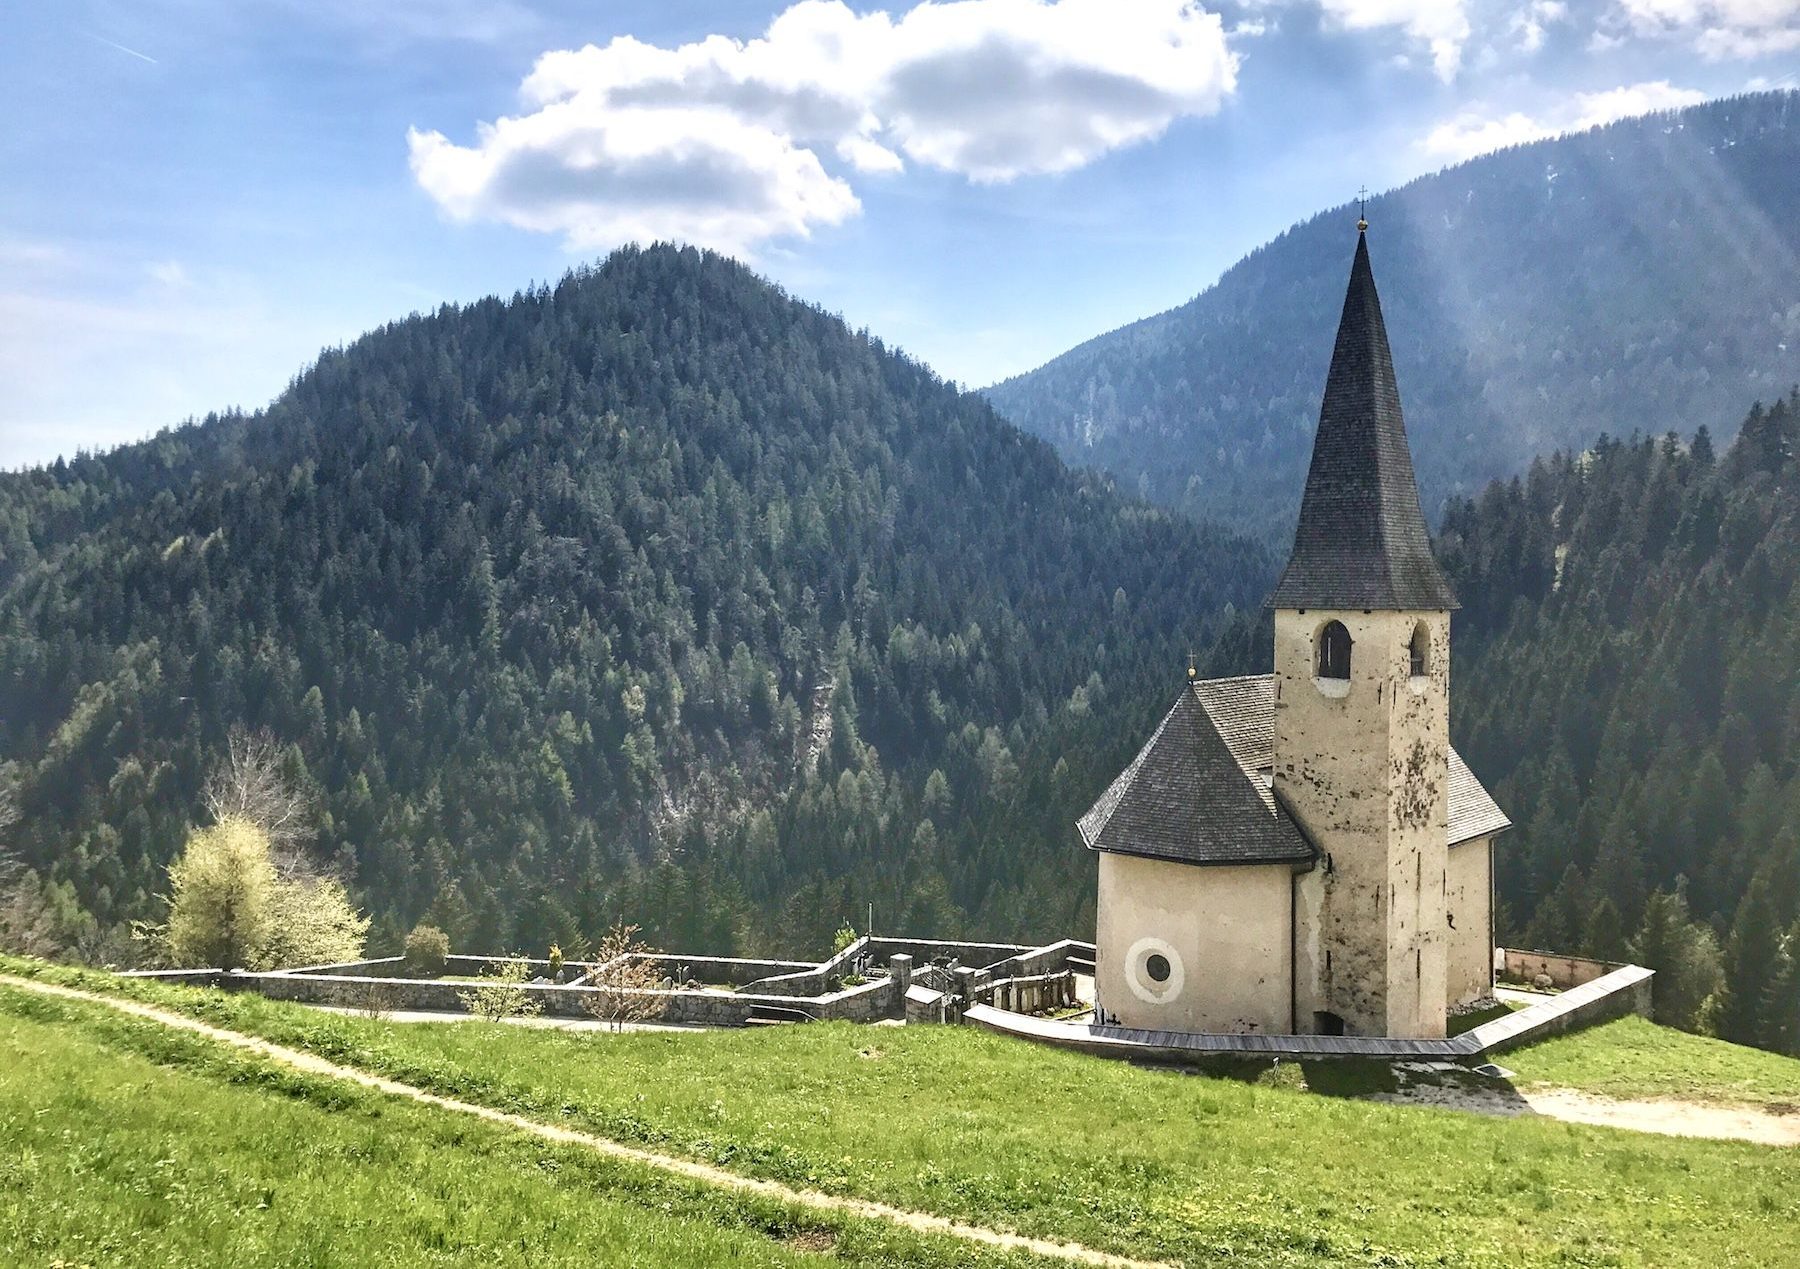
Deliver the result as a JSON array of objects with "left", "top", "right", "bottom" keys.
[{"left": 1123, "top": 937, "right": 1184, "bottom": 1004}]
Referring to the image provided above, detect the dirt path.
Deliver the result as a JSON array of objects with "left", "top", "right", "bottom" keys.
[
  {"left": 0, "top": 974, "right": 1167, "bottom": 1269},
  {"left": 1520, "top": 1088, "right": 1800, "bottom": 1145},
  {"left": 1369, "top": 1081, "right": 1800, "bottom": 1146}
]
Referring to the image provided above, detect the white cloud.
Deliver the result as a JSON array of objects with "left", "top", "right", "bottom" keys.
[
  {"left": 1511, "top": 0, "right": 1569, "bottom": 51},
  {"left": 408, "top": 0, "right": 1239, "bottom": 256},
  {"left": 1569, "top": 80, "right": 1711, "bottom": 122},
  {"left": 1612, "top": 0, "right": 1800, "bottom": 59},
  {"left": 1422, "top": 79, "right": 1708, "bottom": 161},
  {"left": 1423, "top": 110, "right": 1547, "bottom": 159},
  {"left": 147, "top": 260, "right": 190, "bottom": 289},
  {"left": 1313, "top": 0, "right": 1471, "bottom": 80},
  {"left": 409, "top": 106, "right": 863, "bottom": 257},
  {"left": 1696, "top": 22, "right": 1800, "bottom": 54}
]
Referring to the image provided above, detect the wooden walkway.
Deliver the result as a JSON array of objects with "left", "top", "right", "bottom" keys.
[{"left": 964, "top": 965, "right": 1654, "bottom": 1063}]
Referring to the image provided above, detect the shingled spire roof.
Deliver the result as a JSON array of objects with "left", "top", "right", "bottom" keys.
[{"left": 1269, "top": 230, "right": 1457, "bottom": 611}]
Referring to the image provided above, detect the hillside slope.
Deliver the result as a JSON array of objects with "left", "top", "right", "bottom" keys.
[
  {"left": 0, "top": 245, "right": 1271, "bottom": 958},
  {"left": 0, "top": 983, "right": 995, "bottom": 1267},
  {"left": 1444, "top": 396, "right": 1800, "bottom": 1053},
  {"left": 986, "top": 92, "right": 1800, "bottom": 540},
  {"left": 8, "top": 962, "right": 1800, "bottom": 1268}
]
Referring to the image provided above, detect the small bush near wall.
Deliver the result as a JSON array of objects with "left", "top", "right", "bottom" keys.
[
  {"left": 404, "top": 925, "right": 450, "bottom": 978},
  {"left": 457, "top": 957, "right": 543, "bottom": 1023}
]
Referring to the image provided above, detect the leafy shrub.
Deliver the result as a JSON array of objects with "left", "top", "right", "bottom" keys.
[
  {"left": 142, "top": 816, "right": 367, "bottom": 972},
  {"left": 404, "top": 924, "right": 450, "bottom": 978}
]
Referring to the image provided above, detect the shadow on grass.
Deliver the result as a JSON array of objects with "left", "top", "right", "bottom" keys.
[
  {"left": 1448, "top": 1001, "right": 1523, "bottom": 1036},
  {"left": 1147, "top": 1053, "right": 1539, "bottom": 1110}
]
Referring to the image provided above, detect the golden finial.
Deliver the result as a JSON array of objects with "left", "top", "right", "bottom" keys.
[
  {"left": 1356, "top": 185, "right": 1369, "bottom": 232},
  {"left": 1186, "top": 652, "right": 1198, "bottom": 681}
]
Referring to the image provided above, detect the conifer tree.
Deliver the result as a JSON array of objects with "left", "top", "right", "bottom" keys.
[
  {"left": 1628, "top": 884, "right": 1724, "bottom": 1034},
  {"left": 1766, "top": 919, "right": 1800, "bottom": 1056},
  {"left": 1720, "top": 876, "right": 1787, "bottom": 1047}
]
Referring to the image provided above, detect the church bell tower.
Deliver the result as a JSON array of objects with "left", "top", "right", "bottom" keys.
[{"left": 1271, "top": 222, "right": 1458, "bottom": 1040}]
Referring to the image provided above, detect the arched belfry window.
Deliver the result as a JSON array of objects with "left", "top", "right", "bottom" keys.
[
  {"left": 1317, "top": 621, "right": 1352, "bottom": 680},
  {"left": 1409, "top": 622, "right": 1430, "bottom": 678}
]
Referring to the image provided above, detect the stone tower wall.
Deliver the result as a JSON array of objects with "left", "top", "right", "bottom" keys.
[{"left": 1274, "top": 608, "right": 1450, "bottom": 1038}]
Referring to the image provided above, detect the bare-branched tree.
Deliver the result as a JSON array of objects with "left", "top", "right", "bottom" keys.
[
  {"left": 583, "top": 923, "right": 669, "bottom": 1032},
  {"left": 457, "top": 956, "right": 543, "bottom": 1024},
  {"left": 202, "top": 726, "right": 317, "bottom": 867}
]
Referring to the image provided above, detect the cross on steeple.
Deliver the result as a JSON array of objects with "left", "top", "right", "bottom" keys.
[{"left": 1356, "top": 186, "right": 1369, "bottom": 232}]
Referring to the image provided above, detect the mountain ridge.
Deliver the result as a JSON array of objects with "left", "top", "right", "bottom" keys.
[
  {"left": 0, "top": 243, "right": 1271, "bottom": 960},
  {"left": 985, "top": 91, "right": 1800, "bottom": 540}
]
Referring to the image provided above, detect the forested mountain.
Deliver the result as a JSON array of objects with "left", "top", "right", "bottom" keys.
[
  {"left": 1443, "top": 395, "right": 1800, "bottom": 1053},
  {"left": 0, "top": 245, "right": 1272, "bottom": 961},
  {"left": 7, "top": 237, "right": 1793, "bottom": 1051},
  {"left": 987, "top": 92, "right": 1800, "bottom": 541}
]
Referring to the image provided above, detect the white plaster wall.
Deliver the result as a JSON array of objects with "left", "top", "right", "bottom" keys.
[
  {"left": 1292, "top": 866, "right": 1328, "bottom": 1029},
  {"left": 1445, "top": 836, "right": 1494, "bottom": 1007},
  {"left": 1095, "top": 852, "right": 1292, "bottom": 1034},
  {"left": 1274, "top": 608, "right": 1450, "bottom": 1039}
]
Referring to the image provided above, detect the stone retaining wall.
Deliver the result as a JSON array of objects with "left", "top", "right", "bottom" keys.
[
  {"left": 865, "top": 937, "right": 1034, "bottom": 970},
  {"left": 971, "top": 970, "right": 1076, "bottom": 1014},
  {"left": 970, "top": 940, "right": 1095, "bottom": 987},
  {"left": 1464, "top": 964, "right": 1655, "bottom": 1054},
  {"left": 233, "top": 968, "right": 762, "bottom": 1025},
  {"left": 905, "top": 984, "right": 956, "bottom": 1024},
  {"left": 616, "top": 954, "right": 816, "bottom": 987},
  {"left": 964, "top": 964, "right": 1656, "bottom": 1063},
  {"left": 267, "top": 956, "right": 407, "bottom": 977},
  {"left": 202, "top": 953, "right": 911, "bottom": 1027},
  {"left": 441, "top": 954, "right": 609, "bottom": 980},
  {"left": 742, "top": 936, "right": 866, "bottom": 996},
  {"left": 265, "top": 955, "right": 610, "bottom": 980},
  {"left": 124, "top": 937, "right": 1051, "bottom": 1029},
  {"left": 796, "top": 973, "right": 903, "bottom": 1022},
  {"left": 1498, "top": 948, "right": 1623, "bottom": 991},
  {"left": 121, "top": 968, "right": 225, "bottom": 983}
]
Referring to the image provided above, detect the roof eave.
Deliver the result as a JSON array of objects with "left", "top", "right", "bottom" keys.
[
  {"left": 1448, "top": 819, "right": 1514, "bottom": 849},
  {"left": 1088, "top": 840, "right": 1317, "bottom": 869}
]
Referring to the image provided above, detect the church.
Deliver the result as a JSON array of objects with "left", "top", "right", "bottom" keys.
[{"left": 1079, "top": 223, "right": 1511, "bottom": 1041}]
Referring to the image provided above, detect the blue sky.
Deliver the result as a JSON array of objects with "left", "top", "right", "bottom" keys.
[{"left": 3, "top": 0, "right": 1796, "bottom": 468}]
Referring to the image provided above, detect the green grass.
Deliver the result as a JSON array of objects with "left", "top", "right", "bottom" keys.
[
  {"left": 5, "top": 959, "right": 1800, "bottom": 1267},
  {"left": 1505, "top": 1015, "right": 1800, "bottom": 1107},
  {"left": 0, "top": 984, "right": 1043, "bottom": 1268}
]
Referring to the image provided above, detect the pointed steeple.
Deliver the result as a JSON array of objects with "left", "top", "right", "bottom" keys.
[{"left": 1269, "top": 229, "right": 1456, "bottom": 611}]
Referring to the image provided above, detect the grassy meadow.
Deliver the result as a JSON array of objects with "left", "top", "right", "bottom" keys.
[
  {"left": 3, "top": 958, "right": 1798, "bottom": 1267},
  {"left": 0, "top": 982, "right": 1045, "bottom": 1268},
  {"left": 1502, "top": 1015, "right": 1800, "bottom": 1107}
]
